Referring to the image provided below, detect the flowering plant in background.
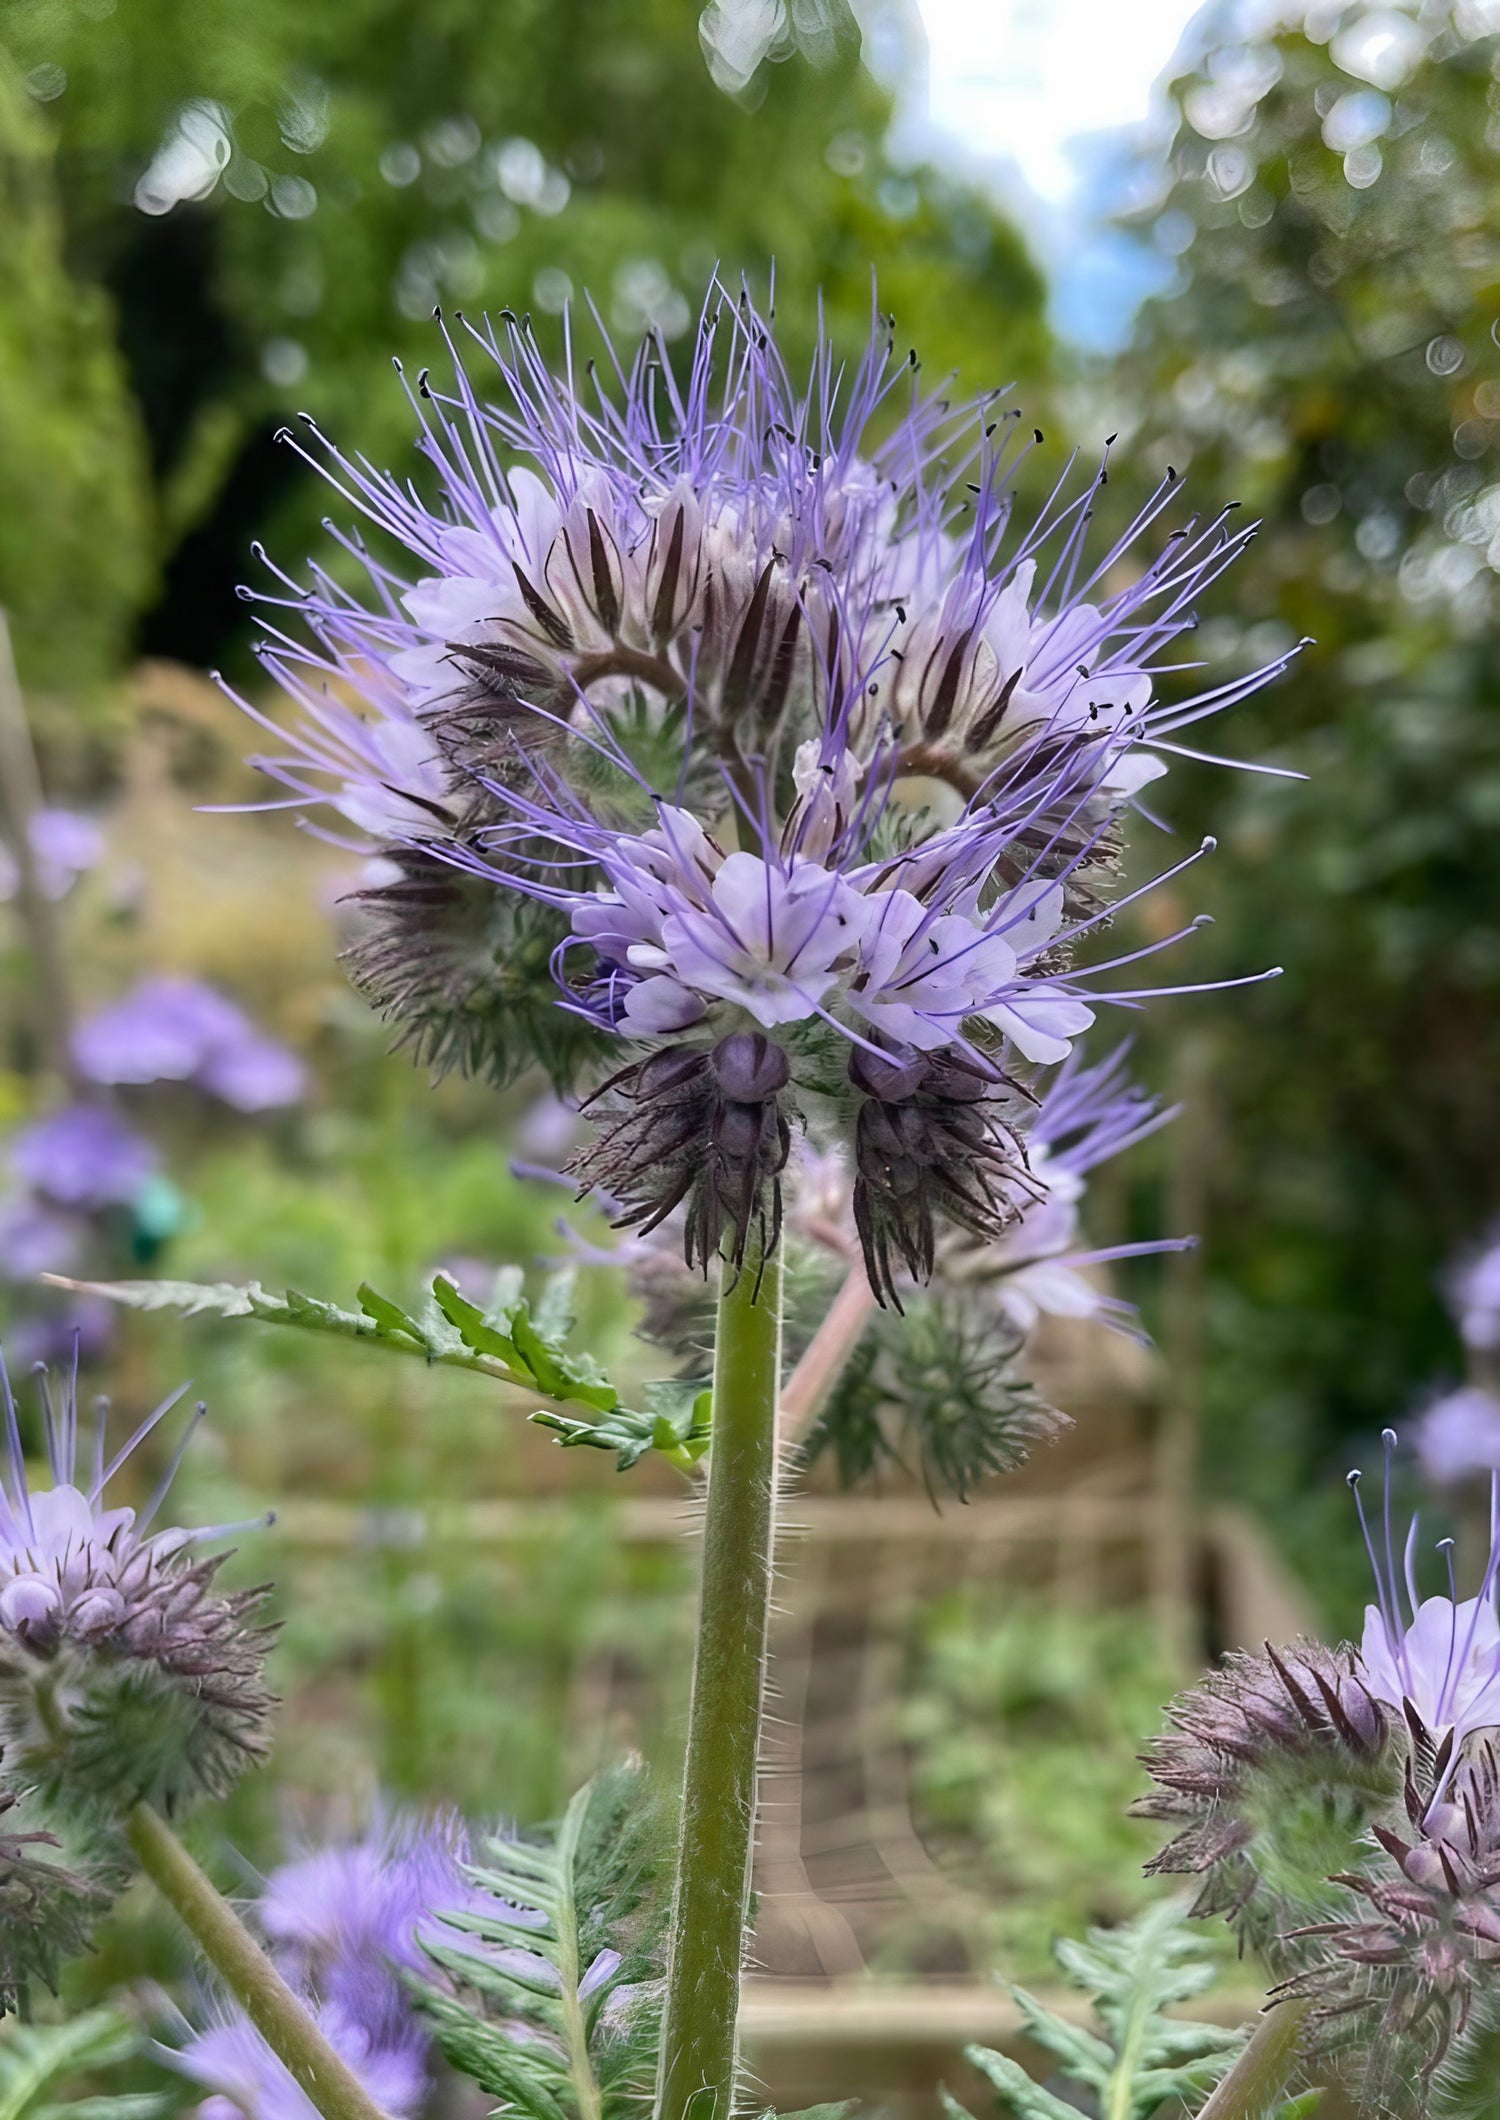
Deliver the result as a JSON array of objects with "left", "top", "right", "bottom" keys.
[
  {"left": 1137, "top": 1432, "right": 1500, "bottom": 2116},
  {"left": 0, "top": 1346, "right": 279, "bottom": 2026}
]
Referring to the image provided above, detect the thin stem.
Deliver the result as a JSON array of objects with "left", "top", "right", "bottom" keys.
[
  {"left": 1196, "top": 1997, "right": 1313, "bottom": 2120},
  {"left": 125, "top": 1803, "right": 392, "bottom": 2120},
  {"left": 0, "top": 611, "right": 79, "bottom": 1089},
  {"left": 656, "top": 1246, "right": 783, "bottom": 2120},
  {"left": 780, "top": 1263, "right": 877, "bottom": 1445}
]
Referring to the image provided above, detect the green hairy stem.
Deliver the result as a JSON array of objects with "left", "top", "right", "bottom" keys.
[
  {"left": 656, "top": 1246, "right": 784, "bottom": 2120},
  {"left": 126, "top": 1803, "right": 393, "bottom": 2120},
  {"left": 1196, "top": 1996, "right": 1313, "bottom": 2120}
]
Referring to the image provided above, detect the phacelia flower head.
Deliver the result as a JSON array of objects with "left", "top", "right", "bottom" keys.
[
  {"left": 0, "top": 1349, "right": 275, "bottom": 1814},
  {"left": 1139, "top": 1444, "right": 1500, "bottom": 2110},
  {"left": 238, "top": 283, "right": 1290, "bottom": 1291}
]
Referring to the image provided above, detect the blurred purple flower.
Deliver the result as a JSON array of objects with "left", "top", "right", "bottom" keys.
[
  {"left": 72, "top": 977, "right": 305, "bottom": 1110},
  {"left": 0, "top": 809, "right": 105, "bottom": 903},
  {"left": 1413, "top": 1385, "right": 1500, "bottom": 1485},
  {"left": 198, "top": 1037, "right": 308, "bottom": 1114},
  {"left": 168, "top": 1811, "right": 506, "bottom": 2120},
  {"left": 173, "top": 2009, "right": 426, "bottom": 2120},
  {"left": 1453, "top": 1237, "right": 1500, "bottom": 1356},
  {"left": 4, "top": 1296, "right": 115, "bottom": 1372},
  {"left": 9, "top": 1104, "right": 157, "bottom": 1210},
  {"left": 0, "top": 1195, "right": 81, "bottom": 1280},
  {"left": 260, "top": 1812, "right": 498, "bottom": 2046}
]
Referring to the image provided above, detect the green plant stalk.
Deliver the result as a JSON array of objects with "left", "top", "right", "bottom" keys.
[
  {"left": 1196, "top": 1996, "right": 1313, "bottom": 2120},
  {"left": 656, "top": 1246, "right": 783, "bottom": 2120},
  {"left": 125, "top": 1803, "right": 392, "bottom": 2120}
]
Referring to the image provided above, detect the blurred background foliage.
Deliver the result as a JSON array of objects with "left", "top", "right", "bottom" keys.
[
  {"left": 1103, "top": 1, "right": 1500, "bottom": 1580},
  {"left": 0, "top": 0, "right": 1496, "bottom": 2065}
]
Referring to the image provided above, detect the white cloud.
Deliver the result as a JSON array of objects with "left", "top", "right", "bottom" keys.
[{"left": 913, "top": 0, "right": 1199, "bottom": 202}]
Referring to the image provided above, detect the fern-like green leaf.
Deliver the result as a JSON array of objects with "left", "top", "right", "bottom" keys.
[
  {"left": 957, "top": 1900, "right": 1245, "bottom": 2120},
  {"left": 415, "top": 1759, "right": 666, "bottom": 2120},
  {"left": 46, "top": 1269, "right": 710, "bottom": 1471},
  {"left": 0, "top": 2009, "right": 163, "bottom": 2120}
]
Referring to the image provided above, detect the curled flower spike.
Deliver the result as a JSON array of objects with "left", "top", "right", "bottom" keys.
[
  {"left": 570, "top": 1032, "right": 792, "bottom": 1276},
  {"left": 1135, "top": 1638, "right": 1394, "bottom": 1940},
  {"left": 850, "top": 1045, "right": 1032, "bottom": 1309},
  {"left": 0, "top": 1349, "right": 276, "bottom": 1815}
]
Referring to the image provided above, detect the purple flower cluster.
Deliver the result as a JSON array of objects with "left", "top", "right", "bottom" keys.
[
  {"left": 0, "top": 1104, "right": 158, "bottom": 1362},
  {"left": 169, "top": 1814, "right": 496, "bottom": 2120},
  {"left": 238, "top": 285, "right": 1290, "bottom": 1288},
  {"left": 73, "top": 978, "right": 305, "bottom": 1113},
  {"left": 0, "top": 1348, "right": 274, "bottom": 1811}
]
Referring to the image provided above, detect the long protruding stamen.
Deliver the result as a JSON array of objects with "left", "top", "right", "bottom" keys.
[
  {"left": 1, "top": 1351, "right": 34, "bottom": 1538},
  {"left": 93, "top": 1381, "right": 195, "bottom": 1501},
  {"left": 1350, "top": 1469, "right": 1400, "bottom": 1648},
  {"left": 137, "top": 1402, "right": 210, "bottom": 1535}
]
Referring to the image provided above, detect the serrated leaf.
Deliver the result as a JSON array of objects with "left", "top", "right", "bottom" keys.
[
  {"left": 961, "top": 1902, "right": 1246, "bottom": 2120},
  {"left": 0, "top": 2009, "right": 142, "bottom": 2120},
  {"left": 962, "top": 2046, "right": 1084, "bottom": 2120},
  {"left": 356, "top": 1283, "right": 426, "bottom": 1341},
  {"left": 532, "top": 1269, "right": 578, "bottom": 1346},
  {"left": 416, "top": 1760, "right": 665, "bottom": 2119},
  {"left": 47, "top": 1272, "right": 685, "bottom": 1471},
  {"left": 431, "top": 1274, "right": 525, "bottom": 1366},
  {"left": 1007, "top": 1985, "right": 1113, "bottom": 2087}
]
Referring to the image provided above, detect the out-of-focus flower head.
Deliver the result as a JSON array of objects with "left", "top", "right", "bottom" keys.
[
  {"left": 0, "top": 1348, "right": 275, "bottom": 1814},
  {"left": 0, "top": 809, "right": 105, "bottom": 904},
  {"left": 235, "top": 284, "right": 1291, "bottom": 1291},
  {"left": 9, "top": 1104, "right": 158, "bottom": 1213},
  {"left": 939, "top": 1040, "right": 1187, "bottom": 1334},
  {"left": 1413, "top": 1384, "right": 1500, "bottom": 1487},
  {"left": 73, "top": 978, "right": 306, "bottom": 1113},
  {"left": 259, "top": 1811, "right": 501, "bottom": 2048},
  {"left": 168, "top": 1811, "right": 503, "bottom": 2120},
  {"left": 1450, "top": 1233, "right": 1500, "bottom": 1358},
  {"left": 172, "top": 2008, "right": 427, "bottom": 2120}
]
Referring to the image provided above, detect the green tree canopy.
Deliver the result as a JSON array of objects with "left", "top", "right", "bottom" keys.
[
  {"left": 1108, "top": 0, "right": 1500, "bottom": 1540},
  {"left": 2, "top": 0, "right": 1049, "bottom": 681}
]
